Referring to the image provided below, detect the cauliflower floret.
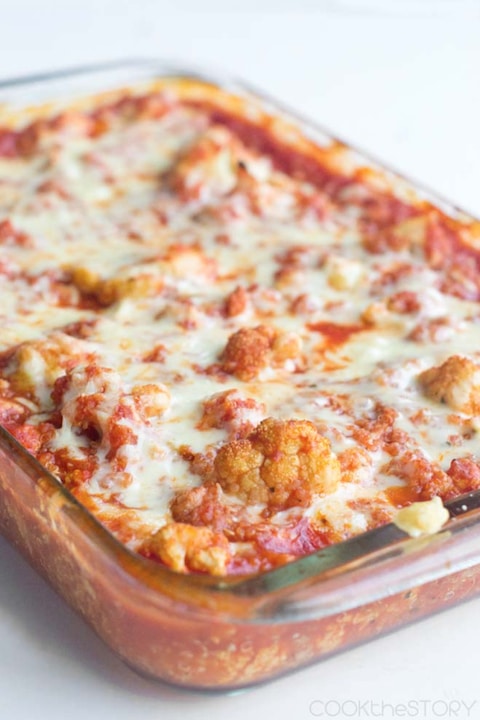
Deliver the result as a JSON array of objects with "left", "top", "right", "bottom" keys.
[
  {"left": 71, "top": 247, "right": 215, "bottom": 309},
  {"left": 170, "top": 484, "right": 232, "bottom": 531},
  {"left": 393, "top": 496, "right": 449, "bottom": 538},
  {"left": 169, "top": 125, "right": 238, "bottom": 203},
  {"left": 214, "top": 418, "right": 340, "bottom": 510},
  {"left": 130, "top": 383, "right": 171, "bottom": 420},
  {"left": 408, "top": 317, "right": 457, "bottom": 344},
  {"left": 361, "top": 300, "right": 407, "bottom": 329},
  {"left": 220, "top": 325, "right": 275, "bottom": 381},
  {"left": 6, "top": 332, "right": 96, "bottom": 409},
  {"left": 272, "top": 332, "right": 304, "bottom": 367},
  {"left": 419, "top": 355, "right": 480, "bottom": 414},
  {"left": 51, "top": 368, "right": 170, "bottom": 472},
  {"left": 223, "top": 285, "right": 249, "bottom": 317},
  {"left": 162, "top": 243, "right": 217, "bottom": 281},
  {"left": 325, "top": 255, "right": 365, "bottom": 291},
  {"left": 220, "top": 325, "right": 303, "bottom": 381},
  {"left": 70, "top": 262, "right": 169, "bottom": 307},
  {"left": 198, "top": 389, "right": 266, "bottom": 439},
  {"left": 145, "top": 522, "right": 230, "bottom": 575},
  {"left": 56, "top": 364, "right": 123, "bottom": 435}
]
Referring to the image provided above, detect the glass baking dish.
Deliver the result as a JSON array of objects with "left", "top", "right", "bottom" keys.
[{"left": 1, "top": 59, "right": 480, "bottom": 691}]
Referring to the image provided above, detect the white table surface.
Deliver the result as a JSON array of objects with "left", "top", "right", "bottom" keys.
[{"left": 1, "top": 2, "right": 480, "bottom": 719}]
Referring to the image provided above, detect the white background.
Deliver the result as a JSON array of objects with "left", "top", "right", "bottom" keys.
[{"left": 1, "top": 1, "right": 480, "bottom": 719}]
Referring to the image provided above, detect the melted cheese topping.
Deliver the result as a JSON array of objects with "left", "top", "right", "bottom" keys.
[{"left": 0, "top": 83, "right": 478, "bottom": 576}]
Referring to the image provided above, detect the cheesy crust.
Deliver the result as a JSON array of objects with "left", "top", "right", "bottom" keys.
[{"left": 0, "top": 80, "right": 478, "bottom": 576}]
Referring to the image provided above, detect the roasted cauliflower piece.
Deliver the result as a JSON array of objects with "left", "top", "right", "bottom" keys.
[
  {"left": 130, "top": 383, "right": 171, "bottom": 420},
  {"left": 168, "top": 126, "right": 238, "bottom": 203},
  {"left": 214, "top": 418, "right": 340, "bottom": 510},
  {"left": 220, "top": 325, "right": 275, "bottom": 381},
  {"left": 198, "top": 389, "right": 266, "bottom": 439},
  {"left": 220, "top": 325, "right": 303, "bottom": 381},
  {"left": 419, "top": 355, "right": 480, "bottom": 414},
  {"left": 162, "top": 243, "right": 217, "bottom": 281},
  {"left": 393, "top": 496, "right": 449, "bottom": 538},
  {"left": 170, "top": 484, "right": 232, "bottom": 532},
  {"left": 70, "top": 265, "right": 165, "bottom": 307},
  {"left": 223, "top": 285, "right": 249, "bottom": 318},
  {"left": 324, "top": 254, "right": 365, "bottom": 291},
  {"left": 5, "top": 332, "right": 96, "bottom": 408},
  {"left": 145, "top": 522, "right": 230, "bottom": 575}
]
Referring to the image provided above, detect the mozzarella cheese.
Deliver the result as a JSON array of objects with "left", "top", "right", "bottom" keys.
[{"left": 0, "top": 82, "right": 477, "bottom": 575}]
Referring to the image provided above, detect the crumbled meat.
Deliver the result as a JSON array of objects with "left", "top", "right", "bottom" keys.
[
  {"left": 170, "top": 484, "right": 233, "bottom": 532},
  {"left": 386, "top": 291, "right": 421, "bottom": 314},
  {"left": 350, "top": 403, "right": 406, "bottom": 454},
  {"left": 0, "top": 218, "right": 33, "bottom": 247},
  {"left": 223, "top": 285, "right": 249, "bottom": 317},
  {"left": 358, "top": 195, "right": 421, "bottom": 253},
  {"left": 446, "top": 457, "right": 480, "bottom": 494},
  {"left": 338, "top": 446, "right": 373, "bottom": 484},
  {"left": 408, "top": 317, "right": 457, "bottom": 343},
  {"left": 178, "top": 445, "right": 216, "bottom": 484},
  {"left": 347, "top": 497, "right": 394, "bottom": 530},
  {"left": 384, "top": 450, "right": 452, "bottom": 501}
]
